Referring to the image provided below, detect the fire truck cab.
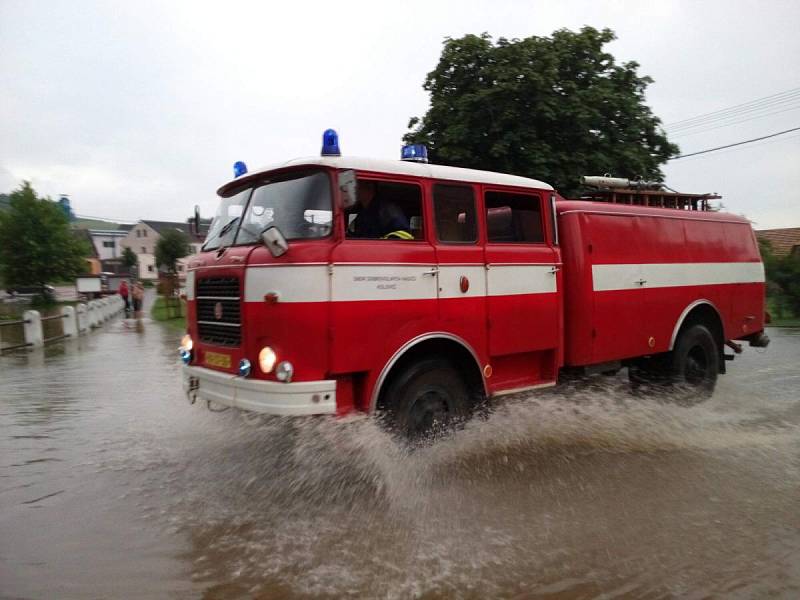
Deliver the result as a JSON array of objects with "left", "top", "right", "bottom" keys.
[{"left": 181, "top": 133, "right": 767, "bottom": 437}]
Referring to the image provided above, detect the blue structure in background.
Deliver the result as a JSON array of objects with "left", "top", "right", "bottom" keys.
[{"left": 58, "top": 195, "right": 75, "bottom": 221}]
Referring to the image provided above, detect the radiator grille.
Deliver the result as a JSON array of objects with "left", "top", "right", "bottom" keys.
[{"left": 196, "top": 277, "right": 241, "bottom": 347}]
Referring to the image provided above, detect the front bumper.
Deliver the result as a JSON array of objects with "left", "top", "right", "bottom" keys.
[{"left": 182, "top": 365, "right": 337, "bottom": 416}]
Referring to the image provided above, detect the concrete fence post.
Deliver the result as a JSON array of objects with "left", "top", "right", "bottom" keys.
[
  {"left": 76, "top": 303, "right": 88, "bottom": 333},
  {"left": 23, "top": 310, "right": 43, "bottom": 347},
  {"left": 101, "top": 298, "right": 109, "bottom": 321},
  {"left": 87, "top": 301, "right": 97, "bottom": 328},
  {"left": 61, "top": 306, "right": 77, "bottom": 338}
]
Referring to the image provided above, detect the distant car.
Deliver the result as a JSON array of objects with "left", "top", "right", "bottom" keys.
[{"left": 6, "top": 284, "right": 56, "bottom": 300}]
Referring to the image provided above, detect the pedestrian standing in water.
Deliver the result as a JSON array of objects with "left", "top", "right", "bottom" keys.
[
  {"left": 132, "top": 280, "right": 145, "bottom": 318},
  {"left": 119, "top": 279, "right": 130, "bottom": 315}
]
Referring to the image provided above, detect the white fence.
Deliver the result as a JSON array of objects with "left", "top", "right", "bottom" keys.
[{"left": 0, "top": 295, "right": 125, "bottom": 351}]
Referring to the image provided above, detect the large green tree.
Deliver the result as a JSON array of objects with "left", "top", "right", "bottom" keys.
[
  {"left": 0, "top": 182, "right": 90, "bottom": 289},
  {"left": 155, "top": 229, "right": 191, "bottom": 274},
  {"left": 404, "top": 27, "right": 679, "bottom": 195}
]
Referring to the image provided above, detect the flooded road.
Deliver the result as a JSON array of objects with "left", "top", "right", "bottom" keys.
[{"left": 1, "top": 315, "right": 799, "bottom": 599}]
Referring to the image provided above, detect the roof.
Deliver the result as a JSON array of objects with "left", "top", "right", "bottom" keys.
[
  {"left": 755, "top": 227, "right": 800, "bottom": 256},
  {"left": 140, "top": 220, "right": 205, "bottom": 242},
  {"left": 217, "top": 156, "right": 554, "bottom": 196}
]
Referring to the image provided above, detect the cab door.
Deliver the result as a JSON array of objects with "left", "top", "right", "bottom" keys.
[
  {"left": 329, "top": 177, "right": 438, "bottom": 377},
  {"left": 483, "top": 188, "right": 560, "bottom": 386},
  {"left": 430, "top": 182, "right": 487, "bottom": 359}
]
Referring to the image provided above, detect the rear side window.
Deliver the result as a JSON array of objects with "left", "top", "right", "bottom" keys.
[
  {"left": 433, "top": 184, "right": 477, "bottom": 243},
  {"left": 485, "top": 191, "right": 544, "bottom": 243}
]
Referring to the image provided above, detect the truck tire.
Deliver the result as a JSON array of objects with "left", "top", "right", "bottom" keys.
[
  {"left": 381, "top": 358, "right": 471, "bottom": 441},
  {"left": 669, "top": 324, "right": 719, "bottom": 401}
]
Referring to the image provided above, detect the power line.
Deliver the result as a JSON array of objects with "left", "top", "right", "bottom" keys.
[
  {"left": 669, "top": 126, "right": 800, "bottom": 160},
  {"left": 667, "top": 95, "right": 800, "bottom": 133},
  {"left": 664, "top": 86, "right": 800, "bottom": 129},
  {"left": 670, "top": 104, "right": 800, "bottom": 139}
]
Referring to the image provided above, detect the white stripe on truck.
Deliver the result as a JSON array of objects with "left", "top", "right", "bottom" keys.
[{"left": 592, "top": 262, "right": 765, "bottom": 292}]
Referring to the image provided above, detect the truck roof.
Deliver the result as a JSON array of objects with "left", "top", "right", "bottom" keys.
[
  {"left": 217, "top": 156, "right": 554, "bottom": 196},
  {"left": 555, "top": 199, "right": 752, "bottom": 225}
]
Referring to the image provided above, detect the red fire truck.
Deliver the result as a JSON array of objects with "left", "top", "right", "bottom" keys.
[{"left": 181, "top": 132, "right": 768, "bottom": 437}]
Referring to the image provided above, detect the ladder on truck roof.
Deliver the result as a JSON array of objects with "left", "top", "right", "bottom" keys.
[{"left": 578, "top": 175, "right": 721, "bottom": 211}]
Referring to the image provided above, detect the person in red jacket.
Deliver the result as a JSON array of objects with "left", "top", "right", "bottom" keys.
[{"left": 119, "top": 279, "right": 130, "bottom": 314}]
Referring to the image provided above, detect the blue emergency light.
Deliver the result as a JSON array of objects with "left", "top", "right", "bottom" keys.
[
  {"left": 233, "top": 161, "right": 248, "bottom": 178},
  {"left": 321, "top": 129, "right": 341, "bottom": 156},
  {"left": 401, "top": 144, "right": 428, "bottom": 163}
]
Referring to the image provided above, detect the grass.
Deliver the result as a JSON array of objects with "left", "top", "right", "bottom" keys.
[{"left": 150, "top": 296, "right": 186, "bottom": 330}]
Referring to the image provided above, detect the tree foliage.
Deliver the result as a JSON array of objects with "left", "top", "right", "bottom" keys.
[
  {"left": 155, "top": 229, "right": 191, "bottom": 274},
  {"left": 760, "top": 238, "right": 800, "bottom": 316},
  {"left": 121, "top": 246, "right": 138, "bottom": 272},
  {"left": 0, "top": 182, "right": 90, "bottom": 287},
  {"left": 404, "top": 27, "right": 679, "bottom": 195}
]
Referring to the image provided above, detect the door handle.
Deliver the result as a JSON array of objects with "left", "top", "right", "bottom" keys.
[
  {"left": 635, "top": 279, "right": 647, "bottom": 286},
  {"left": 548, "top": 266, "right": 560, "bottom": 274},
  {"left": 422, "top": 267, "right": 439, "bottom": 277}
]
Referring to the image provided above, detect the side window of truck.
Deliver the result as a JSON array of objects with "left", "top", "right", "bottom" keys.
[
  {"left": 433, "top": 184, "right": 477, "bottom": 243},
  {"left": 485, "top": 191, "right": 544, "bottom": 243},
  {"left": 346, "top": 180, "right": 423, "bottom": 240}
]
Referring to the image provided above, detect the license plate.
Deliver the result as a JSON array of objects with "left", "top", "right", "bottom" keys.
[{"left": 205, "top": 351, "right": 231, "bottom": 369}]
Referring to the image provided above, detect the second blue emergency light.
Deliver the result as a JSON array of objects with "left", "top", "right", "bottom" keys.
[
  {"left": 233, "top": 161, "right": 248, "bottom": 177},
  {"left": 321, "top": 129, "right": 341, "bottom": 156},
  {"left": 401, "top": 144, "right": 428, "bottom": 163}
]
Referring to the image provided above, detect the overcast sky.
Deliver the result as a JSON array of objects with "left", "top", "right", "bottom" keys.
[{"left": 1, "top": 0, "right": 799, "bottom": 229}]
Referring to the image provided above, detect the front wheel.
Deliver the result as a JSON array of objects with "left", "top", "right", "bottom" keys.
[
  {"left": 381, "top": 358, "right": 473, "bottom": 441},
  {"left": 669, "top": 324, "right": 719, "bottom": 402}
]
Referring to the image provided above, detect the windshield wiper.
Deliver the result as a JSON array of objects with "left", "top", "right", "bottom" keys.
[{"left": 217, "top": 216, "right": 240, "bottom": 238}]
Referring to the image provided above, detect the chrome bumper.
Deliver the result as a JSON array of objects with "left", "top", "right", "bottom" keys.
[{"left": 182, "top": 365, "right": 337, "bottom": 416}]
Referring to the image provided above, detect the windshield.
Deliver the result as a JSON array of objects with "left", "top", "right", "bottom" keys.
[
  {"left": 236, "top": 170, "right": 332, "bottom": 244},
  {"left": 202, "top": 188, "right": 251, "bottom": 251},
  {"left": 202, "top": 170, "right": 332, "bottom": 251}
]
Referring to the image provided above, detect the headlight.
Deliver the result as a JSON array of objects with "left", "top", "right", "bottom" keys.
[
  {"left": 180, "top": 349, "right": 192, "bottom": 364},
  {"left": 180, "top": 334, "right": 193, "bottom": 352},
  {"left": 258, "top": 346, "right": 277, "bottom": 373},
  {"left": 238, "top": 358, "right": 252, "bottom": 377},
  {"left": 275, "top": 361, "right": 294, "bottom": 383}
]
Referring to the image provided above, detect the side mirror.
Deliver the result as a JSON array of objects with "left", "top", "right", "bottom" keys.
[
  {"left": 339, "top": 169, "right": 357, "bottom": 209},
  {"left": 261, "top": 226, "right": 289, "bottom": 258}
]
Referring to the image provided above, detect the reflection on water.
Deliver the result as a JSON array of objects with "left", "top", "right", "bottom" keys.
[{"left": 1, "top": 323, "right": 799, "bottom": 599}]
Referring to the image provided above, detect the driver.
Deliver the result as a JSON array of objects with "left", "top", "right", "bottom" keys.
[{"left": 349, "top": 181, "right": 413, "bottom": 240}]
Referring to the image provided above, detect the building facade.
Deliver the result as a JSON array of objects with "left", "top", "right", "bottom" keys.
[{"left": 119, "top": 220, "right": 203, "bottom": 280}]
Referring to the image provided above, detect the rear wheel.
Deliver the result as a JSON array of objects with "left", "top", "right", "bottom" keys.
[
  {"left": 628, "top": 324, "right": 719, "bottom": 404},
  {"left": 670, "top": 324, "right": 719, "bottom": 401},
  {"left": 381, "top": 358, "right": 472, "bottom": 441}
]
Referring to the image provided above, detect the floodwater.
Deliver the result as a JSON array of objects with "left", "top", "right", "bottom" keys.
[{"left": 1, "top": 310, "right": 799, "bottom": 599}]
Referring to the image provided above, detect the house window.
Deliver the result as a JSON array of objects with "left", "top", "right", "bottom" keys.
[
  {"left": 102, "top": 241, "right": 115, "bottom": 248},
  {"left": 143, "top": 229, "right": 147, "bottom": 237},
  {"left": 136, "top": 230, "right": 141, "bottom": 238},
  {"left": 147, "top": 265, "right": 154, "bottom": 272},
  {"left": 485, "top": 191, "right": 544, "bottom": 243},
  {"left": 141, "top": 247, "right": 146, "bottom": 253},
  {"left": 178, "top": 265, "right": 183, "bottom": 272}
]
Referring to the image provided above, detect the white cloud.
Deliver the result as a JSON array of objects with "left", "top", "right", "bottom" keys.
[{"left": 1, "top": 0, "right": 799, "bottom": 227}]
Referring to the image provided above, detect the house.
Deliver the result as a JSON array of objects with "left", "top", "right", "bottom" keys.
[
  {"left": 119, "top": 220, "right": 204, "bottom": 280},
  {"left": 755, "top": 227, "right": 800, "bottom": 258}
]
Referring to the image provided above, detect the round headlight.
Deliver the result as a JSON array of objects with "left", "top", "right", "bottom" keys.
[
  {"left": 180, "top": 334, "right": 193, "bottom": 352},
  {"left": 275, "top": 361, "right": 294, "bottom": 383},
  {"left": 258, "top": 346, "right": 277, "bottom": 373},
  {"left": 238, "top": 358, "right": 252, "bottom": 377},
  {"left": 180, "top": 348, "right": 192, "bottom": 364}
]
